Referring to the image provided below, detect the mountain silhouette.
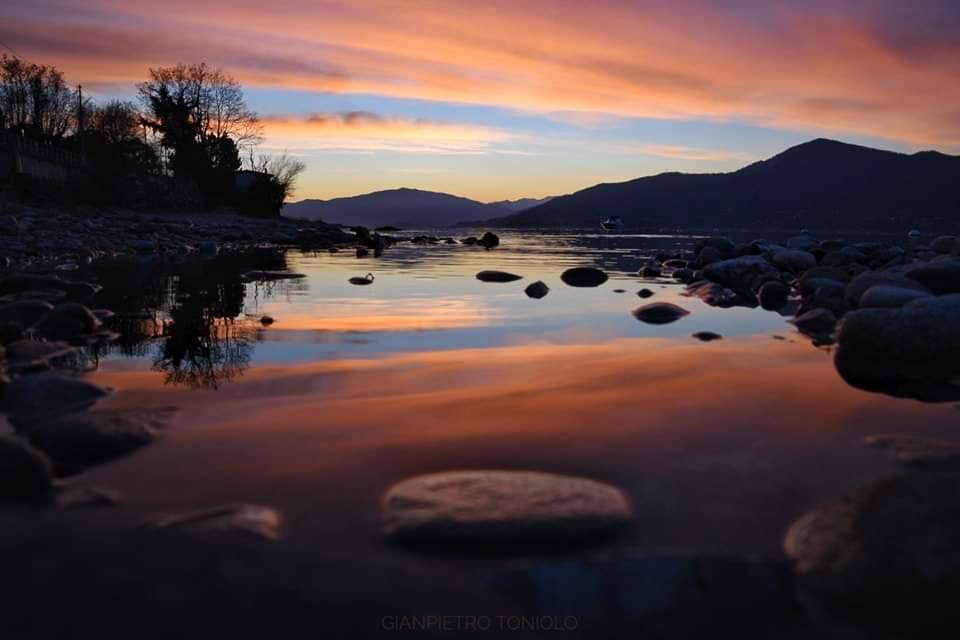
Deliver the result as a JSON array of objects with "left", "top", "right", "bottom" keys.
[
  {"left": 469, "top": 139, "right": 960, "bottom": 231},
  {"left": 284, "top": 188, "right": 516, "bottom": 228}
]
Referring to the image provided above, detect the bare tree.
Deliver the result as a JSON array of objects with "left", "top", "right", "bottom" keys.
[
  {"left": 246, "top": 152, "right": 306, "bottom": 202},
  {"left": 137, "top": 63, "right": 262, "bottom": 150},
  {"left": 0, "top": 55, "right": 74, "bottom": 138}
]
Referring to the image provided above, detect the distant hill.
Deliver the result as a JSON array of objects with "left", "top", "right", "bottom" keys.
[
  {"left": 284, "top": 188, "right": 511, "bottom": 228},
  {"left": 487, "top": 196, "right": 555, "bottom": 212},
  {"left": 469, "top": 139, "right": 960, "bottom": 231}
]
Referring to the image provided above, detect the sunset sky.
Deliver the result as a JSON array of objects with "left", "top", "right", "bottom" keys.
[{"left": 3, "top": 1, "right": 958, "bottom": 201}]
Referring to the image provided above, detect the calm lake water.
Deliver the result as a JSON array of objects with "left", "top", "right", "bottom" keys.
[{"left": 72, "top": 229, "right": 958, "bottom": 563}]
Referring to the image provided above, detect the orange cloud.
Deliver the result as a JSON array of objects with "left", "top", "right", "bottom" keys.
[
  {"left": 260, "top": 113, "right": 512, "bottom": 154},
  {"left": 3, "top": 1, "right": 960, "bottom": 146}
]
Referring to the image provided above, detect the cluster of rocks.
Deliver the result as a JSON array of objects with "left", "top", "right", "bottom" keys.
[{"left": 633, "top": 232, "right": 960, "bottom": 396}]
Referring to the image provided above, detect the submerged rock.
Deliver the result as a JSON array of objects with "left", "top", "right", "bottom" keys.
[
  {"left": 146, "top": 504, "right": 283, "bottom": 541},
  {"left": 865, "top": 435, "right": 960, "bottom": 468},
  {"left": 524, "top": 281, "right": 549, "bottom": 299},
  {"left": 382, "top": 470, "right": 632, "bottom": 550},
  {"left": 560, "top": 267, "right": 608, "bottom": 287},
  {"left": 691, "top": 331, "right": 723, "bottom": 342},
  {"left": 239, "top": 270, "right": 307, "bottom": 282},
  {"left": 637, "top": 288, "right": 655, "bottom": 298},
  {"left": 477, "top": 232, "right": 500, "bottom": 249},
  {"left": 835, "top": 295, "right": 960, "bottom": 400},
  {"left": 22, "top": 408, "right": 176, "bottom": 471},
  {"left": 632, "top": 302, "right": 691, "bottom": 325},
  {"left": 476, "top": 270, "right": 522, "bottom": 283},
  {"left": 0, "top": 435, "right": 53, "bottom": 503}
]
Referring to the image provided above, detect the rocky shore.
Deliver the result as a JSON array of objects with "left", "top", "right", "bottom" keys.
[{"left": 2, "top": 212, "right": 960, "bottom": 637}]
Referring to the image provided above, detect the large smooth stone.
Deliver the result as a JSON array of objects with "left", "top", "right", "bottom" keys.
[
  {"left": 560, "top": 267, "right": 608, "bottom": 287},
  {"left": 22, "top": 408, "right": 176, "bottom": 470},
  {"left": 632, "top": 302, "right": 690, "bottom": 324},
  {"left": 758, "top": 280, "right": 789, "bottom": 310},
  {"left": 0, "top": 435, "right": 53, "bottom": 503},
  {"left": 382, "top": 470, "right": 632, "bottom": 550},
  {"left": 1, "top": 374, "right": 110, "bottom": 420},
  {"left": 145, "top": 504, "right": 283, "bottom": 541},
  {"left": 476, "top": 270, "right": 522, "bottom": 283},
  {"left": 785, "top": 471, "right": 960, "bottom": 598},
  {"left": 834, "top": 294, "right": 960, "bottom": 400}
]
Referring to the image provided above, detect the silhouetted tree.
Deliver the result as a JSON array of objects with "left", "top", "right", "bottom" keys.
[
  {"left": 0, "top": 55, "right": 74, "bottom": 138},
  {"left": 137, "top": 63, "right": 261, "bottom": 206},
  {"left": 239, "top": 152, "right": 306, "bottom": 214}
]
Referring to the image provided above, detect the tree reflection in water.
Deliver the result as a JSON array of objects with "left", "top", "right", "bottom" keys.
[{"left": 93, "top": 249, "right": 297, "bottom": 389}]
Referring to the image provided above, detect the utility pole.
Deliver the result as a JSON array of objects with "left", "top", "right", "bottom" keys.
[{"left": 77, "top": 84, "right": 86, "bottom": 165}]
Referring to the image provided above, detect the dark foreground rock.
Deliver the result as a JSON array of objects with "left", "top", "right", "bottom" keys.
[
  {"left": 905, "top": 258, "right": 960, "bottom": 294},
  {"left": 476, "top": 270, "right": 523, "bottom": 283},
  {"left": 524, "top": 281, "right": 549, "bottom": 299},
  {"left": 758, "top": 280, "right": 789, "bottom": 310},
  {"left": 785, "top": 470, "right": 960, "bottom": 621},
  {"left": 560, "top": 267, "right": 608, "bottom": 287},
  {"left": 381, "top": 470, "right": 632, "bottom": 551},
  {"left": 20, "top": 407, "right": 176, "bottom": 471},
  {"left": 477, "top": 232, "right": 500, "bottom": 249},
  {"left": 691, "top": 331, "right": 723, "bottom": 342},
  {"left": 632, "top": 302, "right": 690, "bottom": 325},
  {"left": 702, "top": 256, "right": 779, "bottom": 296},
  {"left": 0, "top": 435, "right": 53, "bottom": 503},
  {"left": 1, "top": 373, "right": 110, "bottom": 420},
  {"left": 834, "top": 295, "right": 960, "bottom": 400}
]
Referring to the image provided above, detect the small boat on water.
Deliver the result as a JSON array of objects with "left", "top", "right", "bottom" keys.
[{"left": 600, "top": 216, "right": 624, "bottom": 231}]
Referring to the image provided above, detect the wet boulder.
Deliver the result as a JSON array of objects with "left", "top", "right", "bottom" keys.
[
  {"left": 560, "top": 267, "right": 608, "bottom": 287},
  {"left": 702, "top": 256, "right": 779, "bottom": 296},
  {"left": 381, "top": 470, "right": 632, "bottom": 551},
  {"left": 524, "top": 281, "right": 549, "bottom": 299},
  {"left": 844, "top": 270, "right": 929, "bottom": 308},
  {"left": 905, "top": 258, "right": 960, "bottom": 294},
  {"left": 771, "top": 249, "right": 816, "bottom": 274},
  {"left": 672, "top": 268, "right": 696, "bottom": 284},
  {"left": 637, "top": 288, "right": 655, "bottom": 299},
  {"left": 476, "top": 270, "right": 522, "bottom": 283},
  {"left": 0, "top": 435, "right": 53, "bottom": 503},
  {"left": 859, "top": 285, "right": 932, "bottom": 309},
  {"left": 632, "top": 302, "right": 690, "bottom": 324},
  {"left": 698, "top": 236, "right": 737, "bottom": 257},
  {"left": 834, "top": 294, "right": 960, "bottom": 400},
  {"left": 638, "top": 265, "right": 661, "bottom": 278},
  {"left": 758, "top": 281, "right": 789, "bottom": 311}
]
